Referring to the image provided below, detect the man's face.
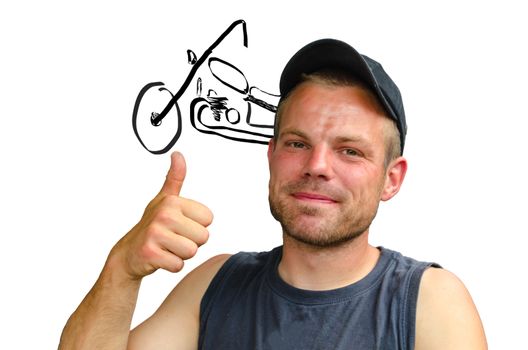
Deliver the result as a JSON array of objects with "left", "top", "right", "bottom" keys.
[{"left": 268, "top": 81, "right": 400, "bottom": 247}]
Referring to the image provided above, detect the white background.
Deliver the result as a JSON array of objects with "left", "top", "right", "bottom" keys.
[{"left": 1, "top": 1, "right": 526, "bottom": 348}]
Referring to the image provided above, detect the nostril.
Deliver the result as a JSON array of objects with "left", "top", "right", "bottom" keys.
[{"left": 304, "top": 162, "right": 333, "bottom": 180}]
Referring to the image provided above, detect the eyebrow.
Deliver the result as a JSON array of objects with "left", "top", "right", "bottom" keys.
[
  {"left": 280, "top": 129, "right": 370, "bottom": 145},
  {"left": 279, "top": 129, "right": 308, "bottom": 140},
  {"left": 335, "top": 135, "right": 370, "bottom": 145}
]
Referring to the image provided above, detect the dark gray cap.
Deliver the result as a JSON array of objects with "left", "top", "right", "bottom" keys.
[{"left": 279, "top": 38, "right": 407, "bottom": 154}]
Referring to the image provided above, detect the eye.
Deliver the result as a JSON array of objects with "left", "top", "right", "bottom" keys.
[
  {"left": 342, "top": 148, "right": 360, "bottom": 157},
  {"left": 287, "top": 141, "right": 306, "bottom": 149}
]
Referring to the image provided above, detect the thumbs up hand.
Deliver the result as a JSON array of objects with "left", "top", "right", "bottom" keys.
[{"left": 110, "top": 152, "right": 213, "bottom": 280}]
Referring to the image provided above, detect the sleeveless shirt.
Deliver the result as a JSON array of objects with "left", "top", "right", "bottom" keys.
[{"left": 199, "top": 246, "right": 439, "bottom": 350}]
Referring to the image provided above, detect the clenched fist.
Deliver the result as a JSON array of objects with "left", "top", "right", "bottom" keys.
[{"left": 110, "top": 151, "right": 213, "bottom": 280}]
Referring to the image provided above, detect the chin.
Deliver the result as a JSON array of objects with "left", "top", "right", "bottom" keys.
[{"left": 283, "top": 227, "right": 366, "bottom": 249}]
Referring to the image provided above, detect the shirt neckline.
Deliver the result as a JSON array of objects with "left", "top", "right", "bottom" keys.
[{"left": 266, "top": 246, "right": 395, "bottom": 305}]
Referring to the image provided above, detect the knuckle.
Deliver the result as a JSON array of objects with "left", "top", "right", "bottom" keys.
[
  {"left": 153, "top": 209, "right": 173, "bottom": 225},
  {"left": 196, "top": 228, "right": 210, "bottom": 246},
  {"left": 195, "top": 205, "right": 214, "bottom": 226},
  {"left": 181, "top": 241, "right": 198, "bottom": 259},
  {"left": 203, "top": 208, "right": 214, "bottom": 226},
  {"left": 162, "top": 194, "right": 182, "bottom": 209},
  {"left": 144, "top": 224, "right": 163, "bottom": 241},
  {"left": 139, "top": 242, "right": 157, "bottom": 260},
  {"left": 168, "top": 258, "right": 184, "bottom": 273}
]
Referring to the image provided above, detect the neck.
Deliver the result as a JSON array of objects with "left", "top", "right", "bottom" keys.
[{"left": 278, "top": 232, "right": 380, "bottom": 291}]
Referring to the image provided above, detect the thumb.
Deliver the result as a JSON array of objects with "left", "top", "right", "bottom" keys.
[{"left": 160, "top": 151, "right": 186, "bottom": 196}]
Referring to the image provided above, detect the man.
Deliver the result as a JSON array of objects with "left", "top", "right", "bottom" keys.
[{"left": 59, "top": 39, "right": 487, "bottom": 349}]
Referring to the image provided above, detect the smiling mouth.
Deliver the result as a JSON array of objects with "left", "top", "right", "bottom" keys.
[{"left": 292, "top": 192, "right": 337, "bottom": 204}]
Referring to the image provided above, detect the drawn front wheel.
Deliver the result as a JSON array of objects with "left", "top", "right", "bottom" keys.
[{"left": 132, "top": 82, "right": 182, "bottom": 155}]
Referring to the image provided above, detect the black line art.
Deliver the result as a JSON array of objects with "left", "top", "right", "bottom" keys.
[{"left": 132, "top": 19, "right": 279, "bottom": 154}]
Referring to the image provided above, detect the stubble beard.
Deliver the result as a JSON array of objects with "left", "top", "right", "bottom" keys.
[{"left": 269, "top": 181, "right": 380, "bottom": 249}]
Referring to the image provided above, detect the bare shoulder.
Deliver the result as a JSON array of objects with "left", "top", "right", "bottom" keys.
[
  {"left": 128, "top": 254, "right": 231, "bottom": 350},
  {"left": 415, "top": 267, "right": 487, "bottom": 350}
]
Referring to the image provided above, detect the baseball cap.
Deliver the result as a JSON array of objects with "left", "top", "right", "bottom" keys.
[{"left": 279, "top": 38, "right": 407, "bottom": 154}]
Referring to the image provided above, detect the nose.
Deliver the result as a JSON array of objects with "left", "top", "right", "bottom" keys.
[{"left": 303, "top": 145, "right": 334, "bottom": 180}]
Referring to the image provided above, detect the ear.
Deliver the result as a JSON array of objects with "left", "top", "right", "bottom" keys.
[
  {"left": 267, "top": 138, "right": 275, "bottom": 163},
  {"left": 381, "top": 156, "right": 408, "bottom": 201}
]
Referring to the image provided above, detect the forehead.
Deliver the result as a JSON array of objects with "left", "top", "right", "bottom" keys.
[{"left": 279, "top": 82, "right": 389, "bottom": 140}]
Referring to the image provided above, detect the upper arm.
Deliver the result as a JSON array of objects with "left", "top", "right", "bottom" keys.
[
  {"left": 415, "top": 267, "right": 487, "bottom": 350},
  {"left": 127, "top": 254, "right": 231, "bottom": 350}
]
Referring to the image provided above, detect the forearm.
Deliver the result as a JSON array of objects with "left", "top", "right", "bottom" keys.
[
  {"left": 59, "top": 255, "right": 142, "bottom": 350},
  {"left": 59, "top": 152, "right": 213, "bottom": 348}
]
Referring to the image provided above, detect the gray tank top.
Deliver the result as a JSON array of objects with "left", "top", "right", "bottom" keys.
[{"left": 199, "top": 246, "right": 439, "bottom": 350}]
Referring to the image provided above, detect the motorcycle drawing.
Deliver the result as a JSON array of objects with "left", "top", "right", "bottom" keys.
[{"left": 132, "top": 19, "right": 279, "bottom": 155}]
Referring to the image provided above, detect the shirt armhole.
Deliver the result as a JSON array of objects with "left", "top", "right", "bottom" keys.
[{"left": 403, "top": 262, "right": 442, "bottom": 350}]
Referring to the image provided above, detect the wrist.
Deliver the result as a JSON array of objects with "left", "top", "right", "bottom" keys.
[{"left": 101, "top": 249, "right": 143, "bottom": 290}]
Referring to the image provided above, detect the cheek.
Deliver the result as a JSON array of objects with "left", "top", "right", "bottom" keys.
[
  {"left": 335, "top": 163, "right": 364, "bottom": 185},
  {"left": 364, "top": 172, "right": 388, "bottom": 200},
  {"left": 268, "top": 166, "right": 285, "bottom": 191},
  {"left": 270, "top": 153, "right": 302, "bottom": 177},
  {"left": 268, "top": 161, "right": 283, "bottom": 190},
  {"left": 337, "top": 166, "right": 384, "bottom": 196},
  {"left": 269, "top": 159, "right": 298, "bottom": 197}
]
